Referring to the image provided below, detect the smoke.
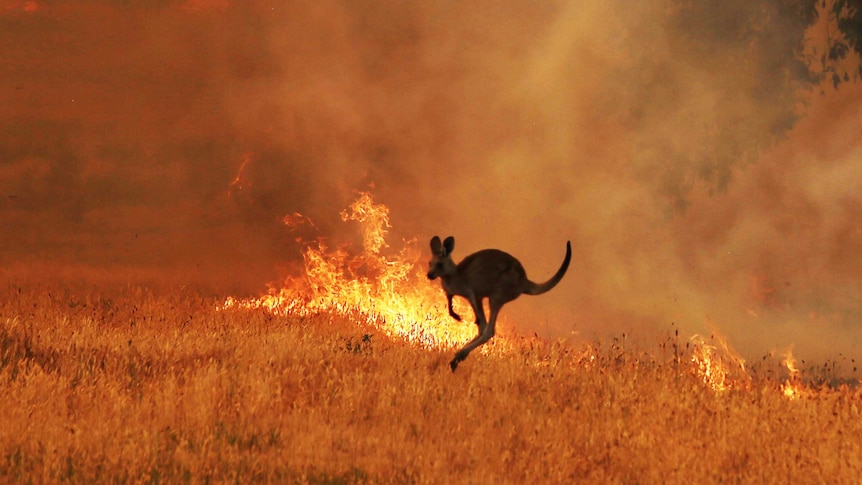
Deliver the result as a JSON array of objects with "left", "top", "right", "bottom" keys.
[{"left": 2, "top": 0, "right": 860, "bottom": 366}]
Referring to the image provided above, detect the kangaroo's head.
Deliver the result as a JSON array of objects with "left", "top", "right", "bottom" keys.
[{"left": 427, "top": 235, "right": 456, "bottom": 280}]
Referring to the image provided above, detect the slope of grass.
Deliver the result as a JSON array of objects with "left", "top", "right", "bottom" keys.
[{"left": 1, "top": 279, "right": 860, "bottom": 483}]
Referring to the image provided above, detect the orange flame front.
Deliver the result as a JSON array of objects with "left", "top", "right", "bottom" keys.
[
  {"left": 222, "top": 192, "right": 475, "bottom": 349},
  {"left": 220, "top": 189, "right": 830, "bottom": 393}
]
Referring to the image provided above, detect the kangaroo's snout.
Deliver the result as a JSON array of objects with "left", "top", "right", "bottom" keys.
[{"left": 426, "top": 270, "right": 438, "bottom": 280}]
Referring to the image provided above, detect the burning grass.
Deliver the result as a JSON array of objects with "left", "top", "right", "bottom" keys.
[
  {"left": 2, "top": 194, "right": 860, "bottom": 482},
  {"left": 221, "top": 191, "right": 478, "bottom": 350},
  {"left": 1, "top": 280, "right": 862, "bottom": 483}
]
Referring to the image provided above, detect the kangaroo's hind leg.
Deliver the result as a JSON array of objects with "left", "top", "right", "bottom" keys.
[
  {"left": 450, "top": 295, "right": 487, "bottom": 371},
  {"left": 450, "top": 297, "right": 502, "bottom": 371}
]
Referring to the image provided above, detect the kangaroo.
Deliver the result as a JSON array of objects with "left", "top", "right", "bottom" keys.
[{"left": 427, "top": 235, "right": 572, "bottom": 371}]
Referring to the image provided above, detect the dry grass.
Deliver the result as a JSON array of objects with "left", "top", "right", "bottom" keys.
[{"left": 1, "top": 275, "right": 861, "bottom": 484}]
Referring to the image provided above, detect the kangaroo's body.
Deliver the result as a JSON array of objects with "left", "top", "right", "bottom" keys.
[{"left": 427, "top": 236, "right": 571, "bottom": 371}]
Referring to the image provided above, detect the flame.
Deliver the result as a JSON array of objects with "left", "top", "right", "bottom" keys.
[
  {"left": 228, "top": 152, "right": 252, "bottom": 198},
  {"left": 339, "top": 192, "right": 390, "bottom": 254},
  {"left": 219, "top": 190, "right": 822, "bottom": 392},
  {"left": 281, "top": 212, "right": 318, "bottom": 236},
  {"left": 689, "top": 333, "right": 747, "bottom": 392},
  {"left": 222, "top": 191, "right": 477, "bottom": 349},
  {"left": 780, "top": 347, "right": 805, "bottom": 400}
]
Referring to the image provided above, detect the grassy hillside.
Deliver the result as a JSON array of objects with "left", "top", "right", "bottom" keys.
[{"left": 1, "top": 278, "right": 861, "bottom": 483}]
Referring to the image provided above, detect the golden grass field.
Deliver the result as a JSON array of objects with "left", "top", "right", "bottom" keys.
[{"left": 2, "top": 266, "right": 862, "bottom": 484}]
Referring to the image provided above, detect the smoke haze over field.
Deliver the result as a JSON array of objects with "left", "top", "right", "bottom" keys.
[{"left": 2, "top": 0, "right": 861, "bottom": 366}]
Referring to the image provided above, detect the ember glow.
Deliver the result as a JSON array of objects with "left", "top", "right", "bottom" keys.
[
  {"left": 227, "top": 152, "right": 253, "bottom": 197},
  {"left": 222, "top": 192, "right": 477, "bottom": 350}
]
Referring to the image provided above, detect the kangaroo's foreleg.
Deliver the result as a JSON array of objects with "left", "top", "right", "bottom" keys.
[{"left": 446, "top": 293, "right": 461, "bottom": 321}]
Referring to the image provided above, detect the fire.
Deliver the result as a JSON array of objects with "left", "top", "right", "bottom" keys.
[
  {"left": 222, "top": 192, "right": 476, "bottom": 349},
  {"left": 220, "top": 189, "right": 821, "bottom": 392},
  {"left": 689, "top": 333, "right": 747, "bottom": 392},
  {"left": 227, "top": 152, "right": 252, "bottom": 198},
  {"left": 339, "top": 192, "right": 390, "bottom": 254},
  {"left": 780, "top": 347, "right": 805, "bottom": 400},
  {"left": 281, "top": 212, "right": 317, "bottom": 233}
]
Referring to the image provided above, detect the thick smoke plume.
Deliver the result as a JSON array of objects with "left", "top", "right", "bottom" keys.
[{"left": 2, "top": 0, "right": 860, "bottom": 367}]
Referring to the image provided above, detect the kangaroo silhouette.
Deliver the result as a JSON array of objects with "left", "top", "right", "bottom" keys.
[{"left": 427, "top": 236, "right": 571, "bottom": 371}]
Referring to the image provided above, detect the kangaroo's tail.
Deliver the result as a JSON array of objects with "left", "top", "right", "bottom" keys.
[{"left": 524, "top": 241, "right": 572, "bottom": 295}]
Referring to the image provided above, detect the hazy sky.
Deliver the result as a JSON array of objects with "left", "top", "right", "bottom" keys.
[{"left": 2, "top": 0, "right": 862, "bottom": 366}]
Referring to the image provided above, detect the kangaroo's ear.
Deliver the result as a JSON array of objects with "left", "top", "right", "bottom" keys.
[
  {"left": 443, "top": 236, "right": 455, "bottom": 256},
  {"left": 430, "top": 236, "right": 442, "bottom": 254}
]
